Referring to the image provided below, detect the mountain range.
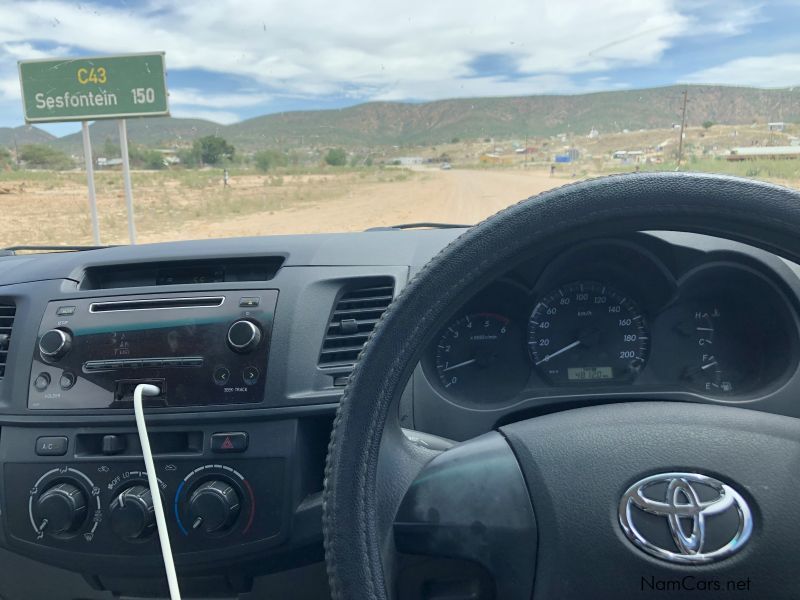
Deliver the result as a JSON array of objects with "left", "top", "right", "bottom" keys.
[{"left": 5, "top": 84, "right": 800, "bottom": 153}]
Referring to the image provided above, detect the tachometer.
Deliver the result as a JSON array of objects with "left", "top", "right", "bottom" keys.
[
  {"left": 434, "top": 312, "right": 528, "bottom": 400},
  {"left": 528, "top": 281, "right": 649, "bottom": 384}
]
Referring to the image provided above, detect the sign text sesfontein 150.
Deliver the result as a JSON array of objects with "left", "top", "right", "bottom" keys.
[{"left": 18, "top": 52, "right": 169, "bottom": 123}]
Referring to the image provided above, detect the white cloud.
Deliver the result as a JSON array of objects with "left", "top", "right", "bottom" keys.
[
  {"left": 686, "top": 53, "right": 800, "bottom": 87},
  {"left": 169, "top": 107, "right": 241, "bottom": 124},
  {"left": 169, "top": 88, "right": 270, "bottom": 109},
  {"left": 0, "top": 0, "right": 770, "bottom": 126}
]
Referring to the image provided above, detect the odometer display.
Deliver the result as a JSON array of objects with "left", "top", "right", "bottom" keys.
[{"left": 528, "top": 281, "right": 649, "bottom": 384}]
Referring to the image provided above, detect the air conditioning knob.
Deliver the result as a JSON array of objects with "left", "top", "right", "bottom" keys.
[
  {"left": 39, "top": 328, "right": 72, "bottom": 360},
  {"left": 35, "top": 482, "right": 87, "bottom": 535},
  {"left": 227, "top": 320, "right": 261, "bottom": 353},
  {"left": 188, "top": 480, "right": 240, "bottom": 534},
  {"left": 109, "top": 485, "right": 156, "bottom": 541}
]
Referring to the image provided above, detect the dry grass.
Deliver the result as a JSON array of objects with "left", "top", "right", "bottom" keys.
[{"left": 0, "top": 167, "right": 420, "bottom": 247}]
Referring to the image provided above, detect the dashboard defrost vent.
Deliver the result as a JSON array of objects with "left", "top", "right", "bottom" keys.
[
  {"left": 319, "top": 278, "right": 395, "bottom": 369},
  {"left": 0, "top": 302, "right": 15, "bottom": 379}
]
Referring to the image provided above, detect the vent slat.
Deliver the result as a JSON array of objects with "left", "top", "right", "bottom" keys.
[
  {"left": 320, "top": 344, "right": 369, "bottom": 356},
  {"left": 319, "top": 279, "right": 393, "bottom": 368},
  {"left": 0, "top": 302, "right": 15, "bottom": 379},
  {"left": 332, "top": 306, "right": 389, "bottom": 318}
]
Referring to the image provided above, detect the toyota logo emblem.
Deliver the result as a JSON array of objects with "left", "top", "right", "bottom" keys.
[{"left": 619, "top": 472, "right": 753, "bottom": 564}]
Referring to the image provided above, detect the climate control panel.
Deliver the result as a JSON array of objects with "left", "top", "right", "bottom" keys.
[
  {"left": 6, "top": 459, "right": 283, "bottom": 557},
  {"left": 0, "top": 421, "right": 299, "bottom": 573}
]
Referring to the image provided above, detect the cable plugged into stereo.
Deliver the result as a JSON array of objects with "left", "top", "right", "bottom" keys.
[{"left": 133, "top": 383, "right": 182, "bottom": 600}]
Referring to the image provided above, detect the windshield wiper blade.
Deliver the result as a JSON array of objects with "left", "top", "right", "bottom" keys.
[
  {"left": 365, "top": 222, "right": 471, "bottom": 231},
  {"left": 1, "top": 244, "right": 115, "bottom": 255}
]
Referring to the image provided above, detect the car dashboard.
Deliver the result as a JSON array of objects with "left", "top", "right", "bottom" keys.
[{"left": 0, "top": 228, "right": 798, "bottom": 598}]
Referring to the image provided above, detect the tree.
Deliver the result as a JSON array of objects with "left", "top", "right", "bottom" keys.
[
  {"left": 0, "top": 146, "right": 10, "bottom": 163},
  {"left": 102, "top": 137, "right": 119, "bottom": 158},
  {"left": 18, "top": 144, "right": 72, "bottom": 169},
  {"left": 177, "top": 147, "right": 201, "bottom": 168},
  {"left": 451, "top": 137, "right": 460, "bottom": 143},
  {"left": 324, "top": 147, "right": 347, "bottom": 166},
  {"left": 702, "top": 121, "right": 714, "bottom": 129},
  {"left": 193, "top": 135, "right": 235, "bottom": 165},
  {"left": 141, "top": 149, "right": 166, "bottom": 170},
  {"left": 253, "top": 149, "right": 288, "bottom": 172}
]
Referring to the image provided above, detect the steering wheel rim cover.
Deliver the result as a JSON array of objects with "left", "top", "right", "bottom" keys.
[{"left": 322, "top": 172, "right": 800, "bottom": 599}]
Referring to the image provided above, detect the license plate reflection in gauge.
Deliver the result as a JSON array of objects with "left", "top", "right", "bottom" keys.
[
  {"left": 528, "top": 281, "right": 649, "bottom": 384},
  {"left": 435, "top": 313, "right": 529, "bottom": 400}
]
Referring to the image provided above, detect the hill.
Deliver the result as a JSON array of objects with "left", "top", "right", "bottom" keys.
[
  {"left": 0, "top": 125, "right": 55, "bottom": 148},
  {"left": 227, "top": 85, "right": 800, "bottom": 147},
  {"left": 9, "top": 84, "right": 800, "bottom": 152},
  {"left": 53, "top": 117, "right": 225, "bottom": 154}
]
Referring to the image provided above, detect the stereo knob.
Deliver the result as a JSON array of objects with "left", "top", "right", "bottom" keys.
[
  {"left": 227, "top": 320, "right": 261, "bottom": 353},
  {"left": 109, "top": 485, "right": 156, "bottom": 541},
  {"left": 188, "top": 480, "right": 240, "bottom": 534},
  {"left": 36, "top": 482, "right": 87, "bottom": 535},
  {"left": 39, "top": 328, "right": 72, "bottom": 360}
]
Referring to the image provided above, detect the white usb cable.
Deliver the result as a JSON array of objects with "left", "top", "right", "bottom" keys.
[{"left": 133, "top": 383, "right": 182, "bottom": 600}]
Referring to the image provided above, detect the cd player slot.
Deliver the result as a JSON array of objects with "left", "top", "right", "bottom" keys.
[
  {"left": 89, "top": 296, "right": 224, "bottom": 312},
  {"left": 84, "top": 357, "right": 204, "bottom": 372}
]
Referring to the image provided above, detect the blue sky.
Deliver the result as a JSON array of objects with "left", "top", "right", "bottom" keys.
[{"left": 1, "top": 0, "right": 800, "bottom": 137}]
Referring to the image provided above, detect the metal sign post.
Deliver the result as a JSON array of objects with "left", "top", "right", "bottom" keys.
[
  {"left": 80, "top": 121, "right": 101, "bottom": 244},
  {"left": 118, "top": 119, "right": 137, "bottom": 244},
  {"left": 18, "top": 52, "right": 169, "bottom": 245}
]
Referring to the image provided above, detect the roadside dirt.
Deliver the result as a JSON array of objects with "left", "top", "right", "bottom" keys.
[
  {"left": 142, "top": 168, "right": 573, "bottom": 243},
  {"left": 0, "top": 168, "right": 574, "bottom": 247}
]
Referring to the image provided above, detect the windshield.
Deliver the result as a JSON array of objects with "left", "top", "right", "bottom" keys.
[{"left": 1, "top": 1, "right": 798, "bottom": 247}]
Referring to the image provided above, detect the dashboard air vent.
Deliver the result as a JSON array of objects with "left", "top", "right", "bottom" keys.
[
  {"left": 319, "top": 278, "right": 395, "bottom": 369},
  {"left": 0, "top": 302, "right": 15, "bottom": 379}
]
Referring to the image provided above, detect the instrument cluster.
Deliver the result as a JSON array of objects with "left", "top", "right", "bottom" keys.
[{"left": 423, "top": 238, "right": 800, "bottom": 407}]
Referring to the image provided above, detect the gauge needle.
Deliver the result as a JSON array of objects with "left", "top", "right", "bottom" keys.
[
  {"left": 441, "top": 358, "right": 478, "bottom": 372},
  {"left": 535, "top": 340, "right": 581, "bottom": 365}
]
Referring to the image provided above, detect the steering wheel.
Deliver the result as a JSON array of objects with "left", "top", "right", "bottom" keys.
[{"left": 322, "top": 172, "right": 800, "bottom": 599}]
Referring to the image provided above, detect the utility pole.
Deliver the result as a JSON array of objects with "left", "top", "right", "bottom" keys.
[
  {"left": 525, "top": 134, "right": 529, "bottom": 167},
  {"left": 677, "top": 87, "right": 688, "bottom": 165}
]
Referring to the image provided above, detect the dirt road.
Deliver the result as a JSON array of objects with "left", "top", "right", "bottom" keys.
[{"left": 146, "top": 168, "right": 572, "bottom": 243}]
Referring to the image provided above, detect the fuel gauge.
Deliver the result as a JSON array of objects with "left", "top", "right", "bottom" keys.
[{"left": 681, "top": 306, "right": 737, "bottom": 394}]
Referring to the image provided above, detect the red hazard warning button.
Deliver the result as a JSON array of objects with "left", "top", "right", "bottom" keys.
[{"left": 210, "top": 432, "right": 248, "bottom": 453}]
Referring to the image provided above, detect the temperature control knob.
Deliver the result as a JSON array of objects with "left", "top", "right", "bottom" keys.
[
  {"left": 109, "top": 485, "right": 155, "bottom": 541},
  {"left": 227, "top": 320, "right": 261, "bottom": 353},
  {"left": 188, "top": 480, "right": 240, "bottom": 534},
  {"left": 39, "top": 328, "right": 72, "bottom": 360},
  {"left": 36, "top": 482, "right": 87, "bottom": 535}
]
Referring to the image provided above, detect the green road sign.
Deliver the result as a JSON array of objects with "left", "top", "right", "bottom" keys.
[{"left": 18, "top": 52, "right": 169, "bottom": 123}]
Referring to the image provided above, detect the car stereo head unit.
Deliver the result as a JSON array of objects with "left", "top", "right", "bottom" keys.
[{"left": 28, "top": 290, "right": 277, "bottom": 410}]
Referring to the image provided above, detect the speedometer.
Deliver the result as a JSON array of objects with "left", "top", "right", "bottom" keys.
[{"left": 528, "top": 281, "right": 649, "bottom": 384}]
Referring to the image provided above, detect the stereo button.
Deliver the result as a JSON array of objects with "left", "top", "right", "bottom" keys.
[
  {"left": 34, "top": 372, "right": 51, "bottom": 391},
  {"left": 213, "top": 366, "right": 231, "bottom": 386},
  {"left": 59, "top": 372, "right": 76, "bottom": 390},
  {"left": 227, "top": 320, "right": 262, "bottom": 353},
  {"left": 242, "top": 366, "right": 260, "bottom": 385},
  {"left": 239, "top": 297, "right": 260, "bottom": 307},
  {"left": 39, "top": 328, "right": 72, "bottom": 360}
]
